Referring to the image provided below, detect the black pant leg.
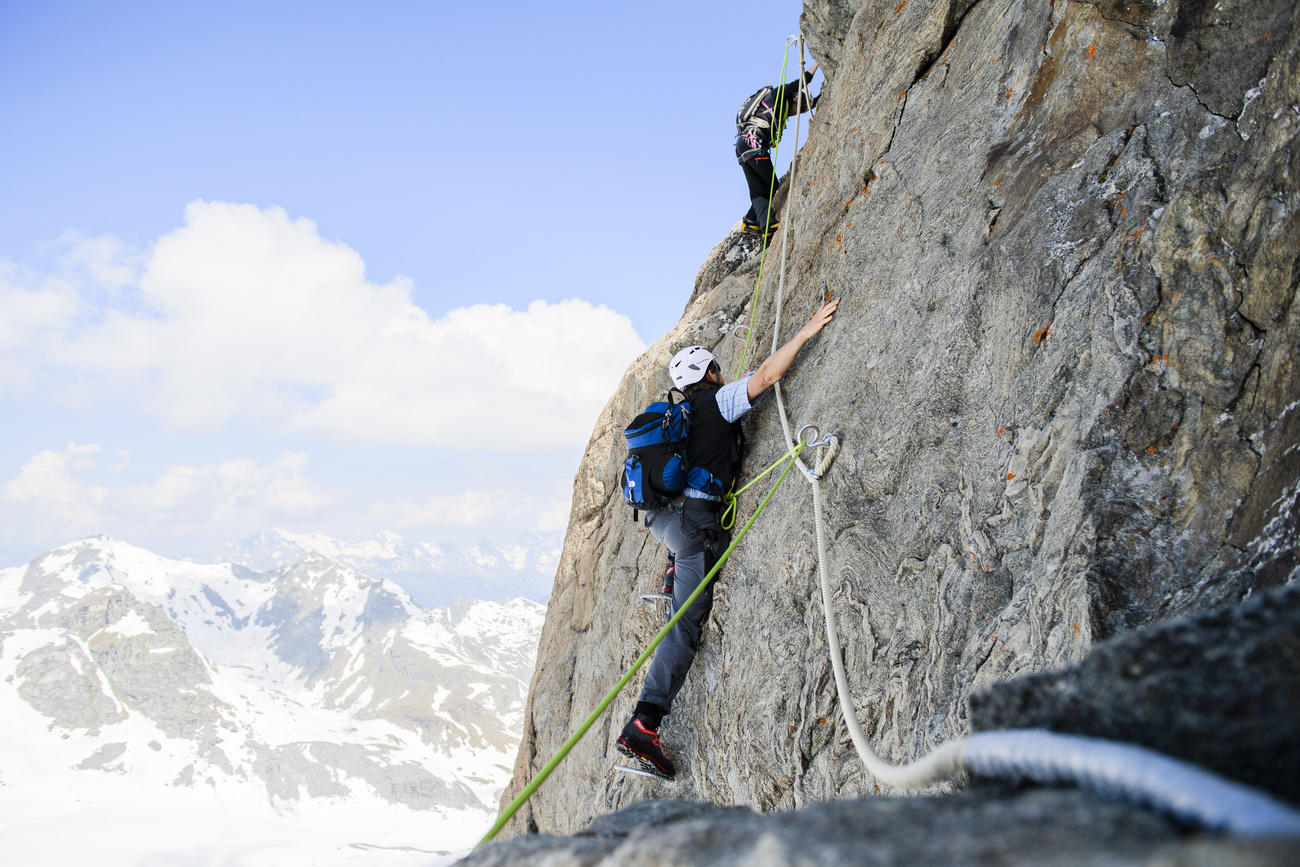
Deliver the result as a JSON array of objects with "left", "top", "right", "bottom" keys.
[{"left": 740, "top": 151, "right": 776, "bottom": 229}]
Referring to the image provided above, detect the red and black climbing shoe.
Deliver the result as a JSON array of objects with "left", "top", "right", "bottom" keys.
[{"left": 616, "top": 716, "right": 676, "bottom": 779}]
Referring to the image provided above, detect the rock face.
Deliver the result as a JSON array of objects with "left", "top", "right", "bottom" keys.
[{"left": 500, "top": 0, "right": 1298, "bottom": 846}]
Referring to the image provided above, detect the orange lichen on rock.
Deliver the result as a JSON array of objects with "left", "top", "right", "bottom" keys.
[
  {"left": 1085, "top": 42, "right": 1097, "bottom": 60},
  {"left": 1005, "top": 88, "right": 1014, "bottom": 98},
  {"left": 1032, "top": 322, "right": 1053, "bottom": 344}
]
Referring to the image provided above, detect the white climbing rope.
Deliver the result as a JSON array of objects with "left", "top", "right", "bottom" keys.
[
  {"left": 961, "top": 730, "right": 1300, "bottom": 837},
  {"left": 757, "top": 35, "right": 1300, "bottom": 838}
]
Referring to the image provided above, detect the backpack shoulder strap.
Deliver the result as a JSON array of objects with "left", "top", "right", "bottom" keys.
[{"left": 736, "top": 85, "right": 776, "bottom": 130}]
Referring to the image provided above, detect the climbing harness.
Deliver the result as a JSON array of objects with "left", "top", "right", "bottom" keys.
[{"left": 476, "top": 441, "right": 806, "bottom": 849}]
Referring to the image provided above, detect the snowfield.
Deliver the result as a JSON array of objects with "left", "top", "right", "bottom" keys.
[{"left": 0, "top": 536, "right": 547, "bottom": 865}]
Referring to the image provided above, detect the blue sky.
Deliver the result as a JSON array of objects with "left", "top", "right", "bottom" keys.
[{"left": 0, "top": 0, "right": 815, "bottom": 570}]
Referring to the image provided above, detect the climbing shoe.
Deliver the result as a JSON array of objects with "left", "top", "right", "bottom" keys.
[
  {"left": 616, "top": 715, "right": 676, "bottom": 779},
  {"left": 743, "top": 219, "right": 780, "bottom": 236}
]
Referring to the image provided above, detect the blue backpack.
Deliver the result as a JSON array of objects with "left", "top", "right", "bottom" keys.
[{"left": 621, "top": 390, "right": 691, "bottom": 520}]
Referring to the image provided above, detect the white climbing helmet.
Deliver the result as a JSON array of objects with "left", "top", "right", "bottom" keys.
[{"left": 669, "top": 345, "right": 716, "bottom": 388}]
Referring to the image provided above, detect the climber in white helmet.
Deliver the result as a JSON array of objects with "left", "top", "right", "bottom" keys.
[{"left": 616, "top": 296, "right": 840, "bottom": 779}]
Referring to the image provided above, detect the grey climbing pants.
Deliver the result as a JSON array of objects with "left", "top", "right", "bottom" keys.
[{"left": 639, "top": 502, "right": 730, "bottom": 712}]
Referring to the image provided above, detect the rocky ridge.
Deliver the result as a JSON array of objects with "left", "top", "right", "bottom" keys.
[{"left": 492, "top": 0, "right": 1299, "bottom": 855}]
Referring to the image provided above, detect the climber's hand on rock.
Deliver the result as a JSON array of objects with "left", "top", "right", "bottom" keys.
[{"left": 799, "top": 297, "right": 839, "bottom": 340}]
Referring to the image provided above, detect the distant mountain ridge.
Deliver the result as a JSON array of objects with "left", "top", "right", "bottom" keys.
[
  {"left": 201, "top": 527, "right": 559, "bottom": 606},
  {"left": 0, "top": 535, "right": 545, "bottom": 861}
]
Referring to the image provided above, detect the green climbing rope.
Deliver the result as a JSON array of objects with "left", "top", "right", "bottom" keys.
[
  {"left": 475, "top": 440, "right": 806, "bottom": 850},
  {"left": 732, "top": 37, "right": 798, "bottom": 380}
]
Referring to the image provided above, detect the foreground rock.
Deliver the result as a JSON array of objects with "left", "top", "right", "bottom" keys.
[
  {"left": 501, "top": 0, "right": 1299, "bottom": 847},
  {"left": 463, "top": 794, "right": 1294, "bottom": 866},
  {"left": 466, "top": 583, "right": 1299, "bottom": 864},
  {"left": 971, "top": 582, "right": 1300, "bottom": 805}
]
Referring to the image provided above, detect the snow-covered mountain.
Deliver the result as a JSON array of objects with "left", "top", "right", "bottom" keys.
[
  {"left": 201, "top": 528, "right": 560, "bottom": 607},
  {"left": 0, "top": 536, "right": 546, "bottom": 864}
]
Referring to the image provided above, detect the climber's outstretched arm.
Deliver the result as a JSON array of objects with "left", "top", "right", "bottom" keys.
[{"left": 747, "top": 297, "right": 839, "bottom": 401}]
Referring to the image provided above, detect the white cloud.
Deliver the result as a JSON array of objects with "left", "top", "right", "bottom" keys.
[
  {"left": 0, "top": 269, "right": 82, "bottom": 391},
  {"left": 368, "top": 489, "right": 513, "bottom": 528},
  {"left": 7, "top": 201, "right": 645, "bottom": 450},
  {"left": 1, "top": 447, "right": 331, "bottom": 552},
  {"left": 49, "top": 231, "right": 143, "bottom": 290},
  {"left": 3, "top": 443, "right": 108, "bottom": 538},
  {"left": 534, "top": 494, "right": 573, "bottom": 534},
  {"left": 127, "top": 452, "right": 331, "bottom": 526}
]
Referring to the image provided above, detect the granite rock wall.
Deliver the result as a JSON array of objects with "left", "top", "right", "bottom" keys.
[{"left": 498, "top": 0, "right": 1299, "bottom": 843}]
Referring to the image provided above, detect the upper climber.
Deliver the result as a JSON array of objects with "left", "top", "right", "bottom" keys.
[{"left": 735, "top": 62, "right": 818, "bottom": 240}]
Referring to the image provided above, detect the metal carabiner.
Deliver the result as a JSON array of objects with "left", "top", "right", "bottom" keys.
[
  {"left": 731, "top": 324, "right": 751, "bottom": 343},
  {"left": 797, "top": 424, "right": 822, "bottom": 448}
]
